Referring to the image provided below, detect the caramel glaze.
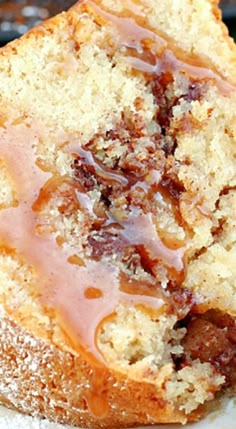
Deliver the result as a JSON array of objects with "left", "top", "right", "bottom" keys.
[
  {"left": 0, "top": 122, "right": 168, "bottom": 359},
  {"left": 84, "top": 0, "right": 234, "bottom": 95},
  {"left": 0, "top": 1, "right": 233, "bottom": 419},
  {"left": 0, "top": 121, "right": 176, "bottom": 417},
  {"left": 72, "top": 145, "right": 185, "bottom": 276}
]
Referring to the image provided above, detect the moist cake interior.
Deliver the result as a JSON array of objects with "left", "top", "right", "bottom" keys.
[{"left": 0, "top": 0, "right": 235, "bottom": 419}]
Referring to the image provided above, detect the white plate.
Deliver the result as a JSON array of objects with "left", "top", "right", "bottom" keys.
[{"left": 0, "top": 399, "right": 235, "bottom": 429}]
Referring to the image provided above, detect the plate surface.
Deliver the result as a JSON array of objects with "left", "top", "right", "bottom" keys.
[{"left": 0, "top": 399, "right": 235, "bottom": 429}]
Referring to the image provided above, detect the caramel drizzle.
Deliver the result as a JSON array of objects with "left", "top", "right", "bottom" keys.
[
  {"left": 69, "top": 144, "right": 185, "bottom": 274},
  {"left": 77, "top": 146, "right": 129, "bottom": 185},
  {"left": 84, "top": 0, "right": 234, "bottom": 95},
  {"left": 0, "top": 121, "right": 168, "bottom": 365}
]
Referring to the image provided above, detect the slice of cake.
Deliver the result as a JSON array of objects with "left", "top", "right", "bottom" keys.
[{"left": 0, "top": 0, "right": 235, "bottom": 427}]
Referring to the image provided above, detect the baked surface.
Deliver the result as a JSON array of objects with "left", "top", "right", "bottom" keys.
[{"left": 0, "top": 0, "right": 235, "bottom": 427}]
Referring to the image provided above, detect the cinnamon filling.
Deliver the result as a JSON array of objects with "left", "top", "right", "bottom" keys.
[{"left": 175, "top": 310, "right": 236, "bottom": 391}]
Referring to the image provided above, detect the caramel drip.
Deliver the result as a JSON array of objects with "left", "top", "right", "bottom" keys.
[
  {"left": 0, "top": 120, "right": 166, "bottom": 366},
  {"left": 77, "top": 146, "right": 129, "bottom": 185},
  {"left": 85, "top": 0, "right": 234, "bottom": 95},
  {"left": 120, "top": 211, "right": 184, "bottom": 272},
  {"left": 84, "top": 368, "right": 109, "bottom": 418},
  {"left": 84, "top": 287, "right": 104, "bottom": 299}
]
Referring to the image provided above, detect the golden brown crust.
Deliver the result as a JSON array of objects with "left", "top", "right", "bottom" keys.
[
  {"left": 77, "top": 0, "right": 236, "bottom": 84},
  {"left": 0, "top": 314, "right": 190, "bottom": 428},
  {"left": 210, "top": 0, "right": 236, "bottom": 63}
]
